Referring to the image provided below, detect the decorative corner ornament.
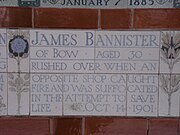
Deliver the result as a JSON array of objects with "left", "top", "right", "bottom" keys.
[
  {"left": 18, "top": 0, "right": 40, "bottom": 7},
  {"left": 155, "top": 0, "right": 169, "bottom": 5},
  {"left": 43, "top": 0, "right": 59, "bottom": 4}
]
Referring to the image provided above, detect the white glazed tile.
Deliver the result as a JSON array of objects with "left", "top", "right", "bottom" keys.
[
  {"left": 0, "top": 29, "right": 7, "bottom": 72},
  {"left": 0, "top": 29, "right": 6, "bottom": 47},
  {"left": 8, "top": 73, "right": 30, "bottom": 115},
  {"left": 41, "top": 0, "right": 128, "bottom": 9},
  {"left": 127, "top": 74, "right": 158, "bottom": 116},
  {"left": 30, "top": 30, "right": 95, "bottom": 73},
  {"left": 0, "top": 73, "right": 7, "bottom": 115},
  {"left": 30, "top": 74, "right": 63, "bottom": 116},
  {"left": 128, "top": 0, "right": 173, "bottom": 8},
  {"left": 95, "top": 31, "right": 160, "bottom": 74},
  {"left": 30, "top": 47, "right": 94, "bottom": 60},
  {"left": 0, "top": 1, "right": 17, "bottom": 6},
  {"left": 95, "top": 60, "right": 159, "bottom": 74},
  {"left": 95, "top": 31, "right": 160, "bottom": 48},
  {"left": 160, "top": 31, "right": 180, "bottom": 74},
  {"left": 30, "top": 47, "right": 94, "bottom": 73},
  {"left": 0, "top": 47, "right": 7, "bottom": 72},
  {"left": 63, "top": 74, "right": 126, "bottom": 116},
  {"left": 30, "top": 60, "right": 95, "bottom": 73},
  {"left": 7, "top": 30, "right": 30, "bottom": 73},
  {"left": 159, "top": 74, "right": 180, "bottom": 117},
  {"left": 30, "top": 30, "right": 95, "bottom": 47}
]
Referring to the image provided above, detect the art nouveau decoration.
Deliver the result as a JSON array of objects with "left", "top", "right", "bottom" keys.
[
  {"left": 160, "top": 31, "right": 180, "bottom": 73},
  {"left": 8, "top": 73, "right": 30, "bottom": 115},
  {"left": 159, "top": 74, "right": 180, "bottom": 116},
  {"left": 7, "top": 30, "right": 30, "bottom": 115},
  {"left": 159, "top": 31, "right": 180, "bottom": 116},
  {"left": 0, "top": 73, "right": 7, "bottom": 115},
  {"left": 7, "top": 30, "right": 30, "bottom": 73}
]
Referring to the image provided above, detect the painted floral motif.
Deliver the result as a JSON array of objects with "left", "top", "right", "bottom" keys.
[
  {"left": 8, "top": 73, "right": 30, "bottom": 115},
  {"left": 155, "top": 0, "right": 169, "bottom": 4},
  {"left": 160, "top": 75, "right": 180, "bottom": 115},
  {"left": 161, "top": 32, "right": 180, "bottom": 72},
  {"left": 9, "top": 35, "right": 28, "bottom": 58},
  {"left": 8, "top": 32, "right": 30, "bottom": 115},
  {"left": 0, "top": 95, "right": 6, "bottom": 113},
  {"left": 160, "top": 32, "right": 180, "bottom": 116},
  {"left": 43, "top": 0, "right": 59, "bottom": 4}
]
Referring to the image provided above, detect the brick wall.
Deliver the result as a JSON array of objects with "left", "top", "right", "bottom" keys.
[{"left": 0, "top": 7, "right": 180, "bottom": 135}]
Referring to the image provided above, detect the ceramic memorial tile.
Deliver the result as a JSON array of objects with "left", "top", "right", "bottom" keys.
[
  {"left": 160, "top": 31, "right": 180, "bottom": 74},
  {"left": 63, "top": 74, "right": 126, "bottom": 116},
  {"left": 7, "top": 29, "right": 30, "bottom": 73},
  {"left": 0, "top": 0, "right": 17, "bottom": 6},
  {"left": 30, "top": 30, "right": 95, "bottom": 73},
  {"left": 127, "top": 74, "right": 158, "bottom": 116},
  {"left": 41, "top": 0, "right": 128, "bottom": 9},
  {"left": 0, "top": 73, "right": 7, "bottom": 115},
  {"left": 0, "top": 29, "right": 7, "bottom": 73},
  {"left": 128, "top": 0, "right": 173, "bottom": 8},
  {"left": 95, "top": 31, "right": 160, "bottom": 74},
  {"left": 159, "top": 74, "right": 180, "bottom": 117},
  {"left": 30, "top": 74, "right": 63, "bottom": 116},
  {"left": 8, "top": 73, "right": 30, "bottom": 115}
]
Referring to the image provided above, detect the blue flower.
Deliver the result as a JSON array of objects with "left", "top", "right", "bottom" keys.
[{"left": 9, "top": 35, "right": 29, "bottom": 58}]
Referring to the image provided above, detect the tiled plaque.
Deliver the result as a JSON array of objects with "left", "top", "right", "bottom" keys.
[
  {"left": 30, "top": 30, "right": 95, "bottom": 73},
  {"left": 8, "top": 73, "right": 30, "bottom": 115},
  {"left": 63, "top": 74, "right": 126, "bottom": 116},
  {"left": 95, "top": 31, "right": 160, "bottom": 74},
  {"left": 30, "top": 74, "right": 63, "bottom": 116},
  {"left": 0, "top": 73, "right": 7, "bottom": 115},
  {"left": 127, "top": 74, "right": 158, "bottom": 116},
  {"left": 0, "top": 29, "right": 179, "bottom": 117},
  {"left": 0, "top": 0, "right": 17, "bottom": 6}
]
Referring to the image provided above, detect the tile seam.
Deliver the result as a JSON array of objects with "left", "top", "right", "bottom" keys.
[{"left": 130, "top": 9, "right": 134, "bottom": 29}]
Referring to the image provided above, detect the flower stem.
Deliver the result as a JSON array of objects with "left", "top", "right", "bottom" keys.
[
  {"left": 168, "top": 93, "right": 171, "bottom": 115},
  {"left": 16, "top": 55, "right": 21, "bottom": 115}
]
